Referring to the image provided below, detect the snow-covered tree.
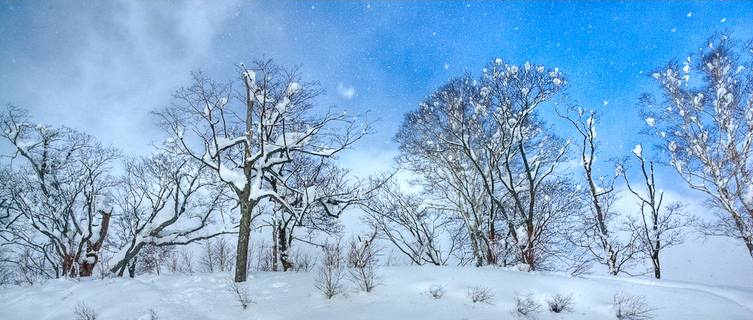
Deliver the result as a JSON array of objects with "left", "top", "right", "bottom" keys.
[
  {"left": 261, "top": 156, "right": 362, "bottom": 271},
  {"left": 396, "top": 58, "right": 572, "bottom": 270},
  {"left": 560, "top": 108, "right": 640, "bottom": 275},
  {"left": 619, "top": 148, "right": 689, "bottom": 279},
  {"left": 643, "top": 35, "right": 753, "bottom": 262},
  {"left": 154, "top": 60, "right": 368, "bottom": 282},
  {"left": 108, "top": 153, "right": 232, "bottom": 277},
  {"left": 0, "top": 106, "right": 118, "bottom": 278}
]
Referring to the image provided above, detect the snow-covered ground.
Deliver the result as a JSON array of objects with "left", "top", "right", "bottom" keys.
[{"left": 2, "top": 266, "right": 751, "bottom": 320}]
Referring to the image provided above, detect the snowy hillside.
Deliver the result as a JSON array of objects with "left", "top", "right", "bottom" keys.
[{"left": 2, "top": 266, "right": 751, "bottom": 320}]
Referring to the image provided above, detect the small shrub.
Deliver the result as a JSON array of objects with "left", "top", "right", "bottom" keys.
[
  {"left": 229, "top": 281, "right": 253, "bottom": 310},
  {"left": 146, "top": 309, "right": 159, "bottom": 320},
  {"left": 200, "top": 238, "right": 233, "bottom": 273},
  {"left": 73, "top": 302, "right": 97, "bottom": 320},
  {"left": 426, "top": 284, "right": 445, "bottom": 299},
  {"left": 347, "top": 232, "right": 381, "bottom": 292},
  {"left": 514, "top": 292, "right": 542, "bottom": 318},
  {"left": 467, "top": 286, "right": 495, "bottom": 304},
  {"left": 315, "top": 242, "right": 344, "bottom": 299},
  {"left": 291, "top": 249, "right": 314, "bottom": 272},
  {"left": 177, "top": 248, "right": 195, "bottom": 274},
  {"left": 547, "top": 293, "right": 573, "bottom": 313},
  {"left": 252, "top": 241, "right": 275, "bottom": 272},
  {"left": 613, "top": 292, "right": 654, "bottom": 320}
]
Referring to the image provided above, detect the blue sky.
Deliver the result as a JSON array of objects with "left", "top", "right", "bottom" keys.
[
  {"left": 2, "top": 0, "right": 753, "bottom": 285},
  {"left": 2, "top": 1, "right": 751, "bottom": 164},
  {"left": 1, "top": 1, "right": 753, "bottom": 173}
]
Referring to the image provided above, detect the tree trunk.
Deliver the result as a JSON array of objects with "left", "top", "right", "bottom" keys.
[
  {"left": 79, "top": 211, "right": 111, "bottom": 277},
  {"left": 743, "top": 235, "right": 753, "bottom": 262},
  {"left": 470, "top": 230, "right": 484, "bottom": 267},
  {"left": 272, "top": 223, "right": 279, "bottom": 272},
  {"left": 486, "top": 225, "right": 497, "bottom": 265},
  {"left": 127, "top": 257, "right": 137, "bottom": 278},
  {"left": 234, "top": 201, "right": 253, "bottom": 282},
  {"left": 110, "top": 242, "right": 146, "bottom": 277},
  {"left": 278, "top": 226, "right": 292, "bottom": 271},
  {"left": 652, "top": 253, "right": 661, "bottom": 279},
  {"left": 61, "top": 252, "right": 75, "bottom": 277}
]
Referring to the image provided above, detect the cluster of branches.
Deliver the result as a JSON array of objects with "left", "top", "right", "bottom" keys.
[
  {"left": 364, "top": 49, "right": 705, "bottom": 277},
  {"left": 642, "top": 35, "right": 753, "bottom": 261},
  {"left": 1, "top": 59, "right": 370, "bottom": 284},
  {"left": 153, "top": 60, "right": 370, "bottom": 282},
  {"left": 365, "top": 59, "right": 578, "bottom": 271}
]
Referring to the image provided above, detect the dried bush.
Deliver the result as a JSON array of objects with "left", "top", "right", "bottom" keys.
[
  {"left": 290, "top": 249, "right": 314, "bottom": 272},
  {"left": 613, "top": 292, "right": 654, "bottom": 320},
  {"left": 252, "top": 241, "right": 275, "bottom": 272},
  {"left": 73, "top": 302, "right": 97, "bottom": 320},
  {"left": 347, "top": 233, "right": 380, "bottom": 292},
  {"left": 547, "top": 293, "right": 573, "bottom": 313},
  {"left": 167, "top": 248, "right": 195, "bottom": 274},
  {"left": 146, "top": 309, "right": 159, "bottom": 320},
  {"left": 514, "top": 292, "right": 542, "bottom": 318},
  {"left": 94, "top": 254, "right": 112, "bottom": 279},
  {"left": 467, "top": 286, "right": 495, "bottom": 304},
  {"left": 200, "top": 238, "right": 233, "bottom": 273},
  {"left": 426, "top": 284, "right": 445, "bottom": 299},
  {"left": 315, "top": 242, "right": 344, "bottom": 299},
  {"left": 229, "top": 281, "right": 254, "bottom": 310},
  {"left": 138, "top": 243, "right": 173, "bottom": 275}
]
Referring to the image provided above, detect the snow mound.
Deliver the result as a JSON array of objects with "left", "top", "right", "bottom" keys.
[{"left": 1, "top": 266, "right": 751, "bottom": 319}]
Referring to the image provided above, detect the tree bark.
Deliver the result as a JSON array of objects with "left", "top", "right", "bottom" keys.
[
  {"left": 272, "top": 223, "right": 279, "bottom": 272},
  {"left": 278, "top": 225, "right": 292, "bottom": 271},
  {"left": 234, "top": 201, "right": 253, "bottom": 282},
  {"left": 79, "top": 211, "right": 111, "bottom": 277}
]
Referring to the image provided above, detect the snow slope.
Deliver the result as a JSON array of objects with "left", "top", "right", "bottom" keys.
[{"left": 1, "top": 266, "right": 751, "bottom": 320}]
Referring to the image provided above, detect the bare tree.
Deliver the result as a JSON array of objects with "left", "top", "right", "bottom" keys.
[
  {"left": 361, "top": 177, "right": 457, "bottom": 266},
  {"left": 642, "top": 34, "right": 753, "bottom": 262},
  {"left": 1, "top": 106, "right": 117, "bottom": 278},
  {"left": 560, "top": 108, "right": 640, "bottom": 275},
  {"left": 619, "top": 148, "right": 689, "bottom": 279},
  {"left": 155, "top": 60, "right": 368, "bottom": 282},
  {"left": 347, "top": 229, "right": 381, "bottom": 292},
  {"left": 315, "top": 241, "right": 344, "bottom": 299},
  {"left": 108, "top": 153, "right": 231, "bottom": 277},
  {"left": 396, "top": 59, "right": 570, "bottom": 270},
  {"left": 199, "top": 237, "right": 234, "bottom": 273},
  {"left": 262, "top": 156, "right": 363, "bottom": 272}
]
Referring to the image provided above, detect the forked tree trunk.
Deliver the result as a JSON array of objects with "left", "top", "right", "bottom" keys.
[{"left": 80, "top": 211, "right": 111, "bottom": 277}]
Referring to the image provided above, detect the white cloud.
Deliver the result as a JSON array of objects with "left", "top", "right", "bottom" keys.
[{"left": 337, "top": 83, "right": 356, "bottom": 99}]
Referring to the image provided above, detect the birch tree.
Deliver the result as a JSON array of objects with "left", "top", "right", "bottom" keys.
[
  {"left": 643, "top": 35, "right": 753, "bottom": 262},
  {"left": 560, "top": 108, "right": 640, "bottom": 275},
  {"left": 396, "top": 59, "right": 571, "bottom": 270},
  {"left": 619, "top": 148, "right": 688, "bottom": 279}
]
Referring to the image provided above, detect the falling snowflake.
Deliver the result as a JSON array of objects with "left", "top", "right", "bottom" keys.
[{"left": 632, "top": 144, "right": 643, "bottom": 157}]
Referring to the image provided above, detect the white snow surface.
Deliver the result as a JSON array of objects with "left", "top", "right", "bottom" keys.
[{"left": 2, "top": 266, "right": 752, "bottom": 320}]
